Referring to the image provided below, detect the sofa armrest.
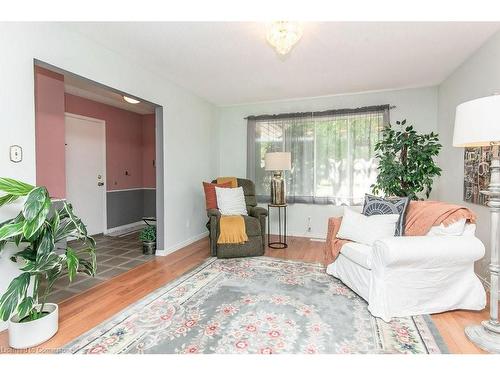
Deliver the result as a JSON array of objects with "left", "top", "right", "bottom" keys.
[
  {"left": 326, "top": 217, "right": 342, "bottom": 245},
  {"left": 206, "top": 209, "right": 220, "bottom": 257},
  {"left": 325, "top": 217, "right": 343, "bottom": 265},
  {"left": 248, "top": 206, "right": 267, "bottom": 253},
  {"left": 248, "top": 206, "right": 268, "bottom": 218},
  {"left": 372, "top": 235, "right": 485, "bottom": 268}
]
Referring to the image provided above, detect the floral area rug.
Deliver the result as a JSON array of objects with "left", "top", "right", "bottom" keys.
[{"left": 64, "top": 257, "right": 447, "bottom": 354}]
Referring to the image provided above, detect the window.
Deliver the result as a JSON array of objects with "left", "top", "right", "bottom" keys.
[{"left": 247, "top": 105, "right": 389, "bottom": 205}]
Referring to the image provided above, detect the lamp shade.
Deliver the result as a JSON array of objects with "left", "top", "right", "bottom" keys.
[
  {"left": 265, "top": 152, "right": 291, "bottom": 171},
  {"left": 453, "top": 95, "right": 500, "bottom": 147}
]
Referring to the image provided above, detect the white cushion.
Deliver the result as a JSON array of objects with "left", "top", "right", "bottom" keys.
[
  {"left": 340, "top": 242, "right": 373, "bottom": 270},
  {"left": 215, "top": 186, "right": 248, "bottom": 216},
  {"left": 426, "top": 218, "right": 466, "bottom": 236},
  {"left": 336, "top": 206, "right": 399, "bottom": 246}
]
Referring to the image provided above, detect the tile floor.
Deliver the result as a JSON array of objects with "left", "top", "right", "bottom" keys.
[{"left": 47, "top": 232, "right": 155, "bottom": 303}]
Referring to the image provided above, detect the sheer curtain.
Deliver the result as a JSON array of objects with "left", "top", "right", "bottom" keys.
[{"left": 247, "top": 105, "right": 389, "bottom": 205}]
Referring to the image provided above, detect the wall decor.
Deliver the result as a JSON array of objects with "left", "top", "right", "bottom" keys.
[{"left": 463, "top": 146, "right": 492, "bottom": 206}]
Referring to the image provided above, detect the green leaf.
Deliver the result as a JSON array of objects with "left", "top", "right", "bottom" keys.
[
  {"left": 22, "top": 187, "right": 49, "bottom": 221},
  {"left": 0, "top": 221, "right": 24, "bottom": 242},
  {"left": 17, "top": 296, "right": 34, "bottom": 319},
  {"left": 78, "top": 259, "right": 97, "bottom": 277},
  {"left": 22, "top": 197, "right": 51, "bottom": 240},
  {"left": 51, "top": 210, "right": 60, "bottom": 235},
  {"left": 0, "top": 212, "right": 23, "bottom": 228},
  {"left": 66, "top": 247, "right": 79, "bottom": 282},
  {"left": 55, "top": 203, "right": 87, "bottom": 241},
  {"left": 0, "top": 272, "right": 30, "bottom": 321},
  {"left": 53, "top": 217, "right": 77, "bottom": 242},
  {"left": 0, "top": 178, "right": 34, "bottom": 196},
  {"left": 21, "top": 252, "right": 61, "bottom": 273},
  {"left": 0, "top": 194, "right": 19, "bottom": 207},
  {"left": 14, "top": 235, "right": 22, "bottom": 247},
  {"left": 77, "top": 247, "right": 97, "bottom": 276},
  {"left": 36, "top": 228, "right": 54, "bottom": 259},
  {"left": 13, "top": 245, "right": 37, "bottom": 262},
  {"left": 45, "top": 266, "right": 63, "bottom": 297}
]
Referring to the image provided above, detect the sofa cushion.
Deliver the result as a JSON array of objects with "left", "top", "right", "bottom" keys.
[
  {"left": 340, "top": 242, "right": 373, "bottom": 270},
  {"left": 337, "top": 207, "right": 399, "bottom": 246},
  {"left": 426, "top": 218, "right": 466, "bottom": 236},
  {"left": 216, "top": 236, "right": 263, "bottom": 258},
  {"left": 362, "top": 194, "right": 410, "bottom": 236}
]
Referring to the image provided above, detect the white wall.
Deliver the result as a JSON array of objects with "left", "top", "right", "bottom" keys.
[
  {"left": 437, "top": 30, "right": 500, "bottom": 281},
  {"left": 216, "top": 87, "right": 438, "bottom": 238},
  {"left": 0, "top": 23, "right": 217, "bottom": 329}
]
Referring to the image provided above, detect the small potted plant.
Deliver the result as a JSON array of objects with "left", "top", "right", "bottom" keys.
[
  {"left": 139, "top": 225, "right": 156, "bottom": 255},
  {"left": 0, "top": 178, "right": 96, "bottom": 349}
]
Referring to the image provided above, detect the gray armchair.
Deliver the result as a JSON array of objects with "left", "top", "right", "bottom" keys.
[{"left": 206, "top": 178, "right": 268, "bottom": 258}]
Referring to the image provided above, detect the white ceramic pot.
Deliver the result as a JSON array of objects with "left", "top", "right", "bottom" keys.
[{"left": 9, "top": 303, "right": 59, "bottom": 349}]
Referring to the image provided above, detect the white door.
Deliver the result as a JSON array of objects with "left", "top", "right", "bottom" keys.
[{"left": 65, "top": 114, "right": 106, "bottom": 236}]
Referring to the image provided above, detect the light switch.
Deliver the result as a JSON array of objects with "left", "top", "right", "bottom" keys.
[{"left": 9, "top": 145, "right": 22, "bottom": 163}]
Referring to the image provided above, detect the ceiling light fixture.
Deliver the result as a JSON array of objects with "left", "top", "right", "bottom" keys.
[
  {"left": 123, "top": 96, "right": 140, "bottom": 104},
  {"left": 266, "top": 21, "right": 303, "bottom": 56}
]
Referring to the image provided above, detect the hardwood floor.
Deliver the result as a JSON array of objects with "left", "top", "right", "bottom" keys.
[{"left": 0, "top": 235, "right": 489, "bottom": 354}]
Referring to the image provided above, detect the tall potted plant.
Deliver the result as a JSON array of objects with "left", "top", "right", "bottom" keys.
[
  {"left": 0, "top": 178, "right": 96, "bottom": 349},
  {"left": 371, "top": 120, "right": 442, "bottom": 200}
]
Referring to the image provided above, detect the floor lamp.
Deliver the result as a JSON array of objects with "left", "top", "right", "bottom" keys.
[{"left": 453, "top": 95, "right": 500, "bottom": 353}]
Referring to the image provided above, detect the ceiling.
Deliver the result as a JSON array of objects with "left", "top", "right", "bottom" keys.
[
  {"left": 65, "top": 22, "right": 500, "bottom": 106},
  {"left": 64, "top": 74, "right": 156, "bottom": 115}
]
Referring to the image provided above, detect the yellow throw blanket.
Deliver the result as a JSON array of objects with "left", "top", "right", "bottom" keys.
[
  {"left": 218, "top": 215, "right": 248, "bottom": 244},
  {"left": 216, "top": 177, "right": 238, "bottom": 188}
]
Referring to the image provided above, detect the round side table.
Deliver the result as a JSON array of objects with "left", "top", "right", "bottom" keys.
[{"left": 267, "top": 204, "right": 288, "bottom": 249}]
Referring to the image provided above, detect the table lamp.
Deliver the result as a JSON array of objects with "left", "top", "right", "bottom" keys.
[
  {"left": 265, "top": 152, "right": 291, "bottom": 205},
  {"left": 453, "top": 94, "right": 500, "bottom": 353}
]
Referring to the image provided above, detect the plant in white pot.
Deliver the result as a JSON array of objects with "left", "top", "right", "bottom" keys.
[{"left": 0, "top": 178, "right": 96, "bottom": 349}]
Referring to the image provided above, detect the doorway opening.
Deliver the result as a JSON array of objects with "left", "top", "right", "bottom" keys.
[{"left": 33, "top": 60, "right": 165, "bottom": 302}]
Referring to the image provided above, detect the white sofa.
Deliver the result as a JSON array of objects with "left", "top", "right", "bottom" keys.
[{"left": 326, "top": 223, "right": 487, "bottom": 322}]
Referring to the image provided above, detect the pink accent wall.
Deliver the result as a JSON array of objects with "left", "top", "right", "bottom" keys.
[
  {"left": 64, "top": 94, "right": 155, "bottom": 191},
  {"left": 35, "top": 67, "right": 155, "bottom": 194},
  {"left": 142, "top": 114, "right": 156, "bottom": 188},
  {"left": 35, "top": 67, "right": 66, "bottom": 198}
]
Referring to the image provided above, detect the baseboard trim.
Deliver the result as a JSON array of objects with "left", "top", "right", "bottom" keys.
[
  {"left": 106, "top": 188, "right": 156, "bottom": 193},
  {"left": 104, "top": 221, "right": 145, "bottom": 236},
  {"left": 268, "top": 231, "right": 326, "bottom": 240},
  {"left": 155, "top": 231, "right": 209, "bottom": 257}
]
